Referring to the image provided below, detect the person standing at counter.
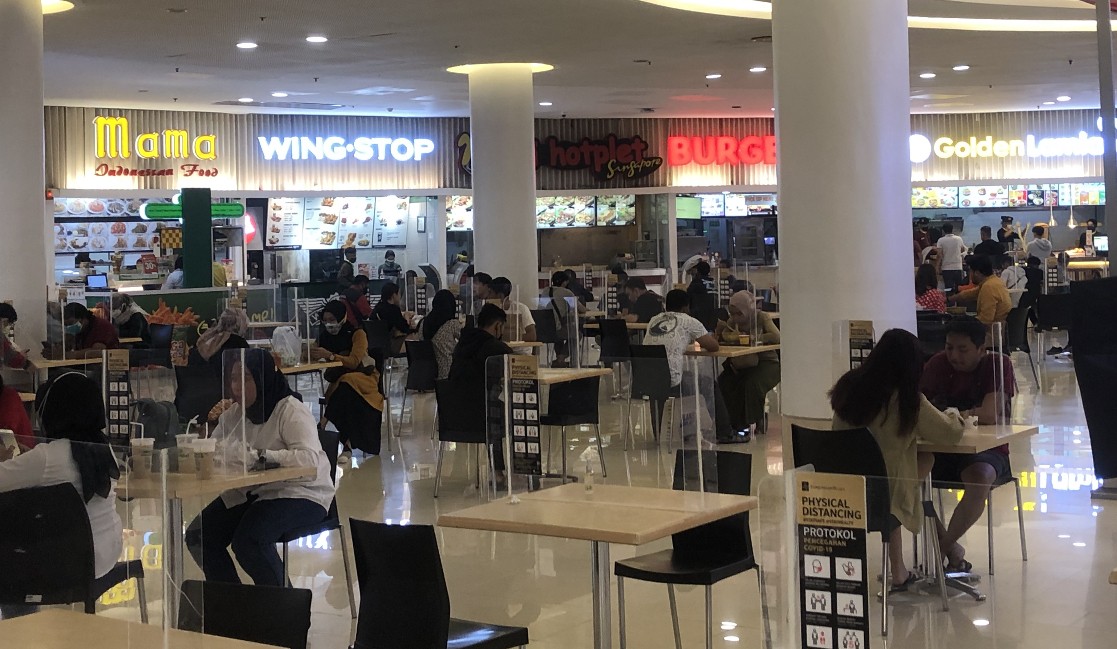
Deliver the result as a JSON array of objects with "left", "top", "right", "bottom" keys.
[
  {"left": 972, "top": 226, "right": 1005, "bottom": 258},
  {"left": 997, "top": 216, "right": 1021, "bottom": 247},
  {"left": 1078, "top": 219, "right": 1104, "bottom": 250},
  {"left": 623, "top": 278, "right": 664, "bottom": 323},
  {"left": 110, "top": 294, "right": 149, "bottom": 344},
  {"left": 62, "top": 303, "right": 119, "bottom": 357},
  {"left": 371, "top": 282, "right": 414, "bottom": 355},
  {"left": 1026, "top": 225, "right": 1053, "bottom": 259},
  {"left": 937, "top": 223, "right": 967, "bottom": 293},
  {"left": 377, "top": 249, "right": 402, "bottom": 280},
  {"left": 161, "top": 256, "right": 184, "bottom": 290},
  {"left": 337, "top": 247, "right": 357, "bottom": 289}
]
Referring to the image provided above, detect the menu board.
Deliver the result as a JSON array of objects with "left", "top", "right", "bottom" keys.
[
  {"left": 301, "top": 197, "right": 341, "bottom": 249},
  {"left": 373, "top": 196, "right": 409, "bottom": 246},
  {"left": 265, "top": 197, "right": 305, "bottom": 250},
  {"left": 957, "top": 185, "right": 1009, "bottom": 208},
  {"left": 725, "top": 193, "right": 749, "bottom": 217},
  {"left": 698, "top": 193, "right": 725, "bottom": 217},
  {"left": 1059, "top": 182, "right": 1105, "bottom": 206},
  {"left": 596, "top": 195, "right": 635, "bottom": 226},
  {"left": 911, "top": 187, "right": 958, "bottom": 209},
  {"left": 535, "top": 196, "right": 596, "bottom": 228},
  {"left": 747, "top": 193, "right": 777, "bottom": 214},
  {"left": 446, "top": 195, "right": 473, "bottom": 231},
  {"left": 336, "top": 197, "right": 376, "bottom": 249},
  {"left": 52, "top": 197, "right": 158, "bottom": 254}
]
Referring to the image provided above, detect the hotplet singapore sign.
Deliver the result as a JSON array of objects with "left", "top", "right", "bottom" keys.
[{"left": 456, "top": 131, "right": 664, "bottom": 181}]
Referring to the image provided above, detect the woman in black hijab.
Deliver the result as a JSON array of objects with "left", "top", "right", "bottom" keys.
[
  {"left": 420, "top": 289, "right": 462, "bottom": 380},
  {"left": 184, "top": 349, "right": 335, "bottom": 586}
]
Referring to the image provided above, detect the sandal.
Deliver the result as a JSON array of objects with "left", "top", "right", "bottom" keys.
[
  {"left": 944, "top": 558, "right": 974, "bottom": 574},
  {"left": 889, "top": 571, "right": 920, "bottom": 593}
]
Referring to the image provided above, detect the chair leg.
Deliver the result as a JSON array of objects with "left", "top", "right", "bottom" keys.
[
  {"left": 705, "top": 584, "right": 713, "bottom": 649},
  {"left": 283, "top": 541, "right": 290, "bottom": 585},
  {"left": 135, "top": 573, "right": 148, "bottom": 624},
  {"left": 987, "top": 489, "right": 995, "bottom": 576},
  {"left": 434, "top": 442, "right": 445, "bottom": 498},
  {"left": 546, "top": 426, "right": 554, "bottom": 474},
  {"left": 400, "top": 390, "right": 410, "bottom": 430},
  {"left": 560, "top": 427, "right": 568, "bottom": 484},
  {"left": 1014, "top": 478, "right": 1028, "bottom": 561},
  {"left": 594, "top": 424, "right": 606, "bottom": 478},
  {"left": 667, "top": 584, "right": 683, "bottom": 649},
  {"left": 880, "top": 538, "right": 889, "bottom": 637},
  {"left": 337, "top": 520, "right": 355, "bottom": 616},
  {"left": 618, "top": 576, "right": 627, "bottom": 649}
]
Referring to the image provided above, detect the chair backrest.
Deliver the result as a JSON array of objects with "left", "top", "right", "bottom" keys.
[
  {"left": 628, "top": 344, "right": 673, "bottom": 401},
  {"left": 915, "top": 318, "right": 949, "bottom": 359},
  {"left": 0, "top": 483, "right": 95, "bottom": 607},
  {"left": 689, "top": 291, "right": 719, "bottom": 331},
  {"left": 670, "top": 450, "right": 755, "bottom": 559},
  {"left": 1035, "top": 293, "right": 1073, "bottom": 332},
  {"left": 531, "top": 308, "right": 558, "bottom": 344},
  {"left": 597, "top": 318, "right": 631, "bottom": 362},
  {"left": 435, "top": 380, "right": 486, "bottom": 443},
  {"left": 349, "top": 519, "right": 451, "bottom": 649},
  {"left": 790, "top": 425, "right": 893, "bottom": 535},
  {"left": 405, "top": 339, "right": 439, "bottom": 392},
  {"left": 1005, "top": 295, "right": 1033, "bottom": 351},
  {"left": 543, "top": 376, "right": 600, "bottom": 425},
  {"left": 148, "top": 323, "right": 174, "bottom": 349},
  {"left": 178, "top": 580, "right": 312, "bottom": 649},
  {"left": 174, "top": 364, "right": 224, "bottom": 424},
  {"left": 362, "top": 319, "right": 394, "bottom": 355}
]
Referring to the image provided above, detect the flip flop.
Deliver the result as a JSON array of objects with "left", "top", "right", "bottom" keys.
[
  {"left": 889, "top": 572, "right": 919, "bottom": 593},
  {"left": 944, "top": 558, "right": 974, "bottom": 574}
]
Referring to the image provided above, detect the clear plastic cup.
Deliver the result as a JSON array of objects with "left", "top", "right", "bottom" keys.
[
  {"left": 175, "top": 433, "right": 198, "bottom": 473},
  {"left": 193, "top": 438, "right": 217, "bottom": 480},
  {"left": 130, "top": 438, "right": 155, "bottom": 477}
]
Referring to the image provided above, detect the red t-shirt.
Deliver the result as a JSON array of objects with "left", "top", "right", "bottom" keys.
[
  {"left": 76, "top": 315, "right": 120, "bottom": 350},
  {"left": 916, "top": 289, "right": 946, "bottom": 313},
  {"left": 0, "top": 386, "right": 34, "bottom": 448},
  {"left": 920, "top": 352, "right": 1016, "bottom": 454}
]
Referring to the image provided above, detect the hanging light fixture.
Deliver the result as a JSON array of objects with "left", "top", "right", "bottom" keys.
[
  {"left": 1067, "top": 205, "right": 1078, "bottom": 229},
  {"left": 1048, "top": 205, "right": 1057, "bottom": 227}
]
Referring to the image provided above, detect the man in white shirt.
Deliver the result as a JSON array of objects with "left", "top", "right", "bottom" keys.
[
  {"left": 998, "top": 255, "right": 1027, "bottom": 308},
  {"left": 643, "top": 290, "right": 720, "bottom": 388},
  {"left": 490, "top": 276, "right": 536, "bottom": 344},
  {"left": 937, "top": 223, "right": 967, "bottom": 292}
]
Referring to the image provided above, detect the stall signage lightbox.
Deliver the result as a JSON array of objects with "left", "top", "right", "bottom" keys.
[
  {"left": 91, "top": 115, "right": 220, "bottom": 179},
  {"left": 455, "top": 132, "right": 664, "bottom": 182},
  {"left": 666, "top": 135, "right": 777, "bottom": 166},
  {"left": 912, "top": 132, "right": 1108, "bottom": 162},
  {"left": 257, "top": 136, "right": 435, "bottom": 162}
]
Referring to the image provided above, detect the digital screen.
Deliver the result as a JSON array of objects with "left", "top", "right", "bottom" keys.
[
  {"left": 1095, "top": 235, "right": 1109, "bottom": 252},
  {"left": 763, "top": 236, "right": 776, "bottom": 245},
  {"left": 85, "top": 273, "right": 108, "bottom": 289},
  {"left": 676, "top": 196, "right": 702, "bottom": 220},
  {"left": 698, "top": 193, "right": 725, "bottom": 217}
]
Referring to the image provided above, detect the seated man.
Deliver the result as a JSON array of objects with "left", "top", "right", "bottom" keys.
[
  {"left": 920, "top": 316, "right": 1016, "bottom": 573},
  {"left": 623, "top": 277, "right": 664, "bottom": 324},
  {"left": 489, "top": 276, "right": 536, "bottom": 344},
  {"left": 539, "top": 271, "right": 586, "bottom": 367},
  {"left": 340, "top": 275, "right": 373, "bottom": 328},
  {"left": 62, "top": 302, "right": 119, "bottom": 358},
  {"left": 370, "top": 282, "right": 414, "bottom": 355},
  {"left": 949, "top": 254, "right": 1011, "bottom": 343},
  {"left": 449, "top": 304, "right": 514, "bottom": 476}
]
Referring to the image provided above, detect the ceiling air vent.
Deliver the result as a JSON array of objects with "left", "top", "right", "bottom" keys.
[{"left": 214, "top": 100, "right": 350, "bottom": 110}]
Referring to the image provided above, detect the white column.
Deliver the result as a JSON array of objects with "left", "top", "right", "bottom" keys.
[
  {"left": 460, "top": 64, "right": 545, "bottom": 299},
  {"left": 0, "top": 0, "right": 48, "bottom": 350},
  {"left": 773, "top": 0, "right": 915, "bottom": 422}
]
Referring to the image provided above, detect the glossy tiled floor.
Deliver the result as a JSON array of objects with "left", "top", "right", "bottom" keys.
[{"left": 111, "top": 338, "right": 1117, "bottom": 648}]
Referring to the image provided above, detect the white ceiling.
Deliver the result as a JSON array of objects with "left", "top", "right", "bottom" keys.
[{"left": 40, "top": 0, "right": 1117, "bottom": 118}]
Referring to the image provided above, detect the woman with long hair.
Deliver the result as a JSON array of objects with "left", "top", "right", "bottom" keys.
[
  {"left": 914, "top": 263, "right": 946, "bottom": 313},
  {"left": 830, "top": 329, "right": 965, "bottom": 590},
  {"left": 311, "top": 300, "right": 384, "bottom": 461},
  {"left": 421, "top": 289, "right": 462, "bottom": 380}
]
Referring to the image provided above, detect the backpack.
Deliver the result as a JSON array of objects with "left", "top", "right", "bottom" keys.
[{"left": 131, "top": 399, "right": 180, "bottom": 450}]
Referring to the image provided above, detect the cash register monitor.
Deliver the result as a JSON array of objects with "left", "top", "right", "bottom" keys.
[
  {"left": 1094, "top": 235, "right": 1108, "bottom": 253},
  {"left": 84, "top": 273, "right": 109, "bottom": 291}
]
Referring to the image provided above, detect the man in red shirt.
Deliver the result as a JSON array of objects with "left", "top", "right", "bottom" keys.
[
  {"left": 920, "top": 316, "right": 1015, "bottom": 574},
  {"left": 63, "top": 302, "right": 119, "bottom": 358}
]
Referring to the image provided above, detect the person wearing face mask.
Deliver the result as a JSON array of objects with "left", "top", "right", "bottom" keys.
[
  {"left": 371, "top": 282, "right": 415, "bottom": 355},
  {"left": 0, "top": 303, "right": 30, "bottom": 372},
  {"left": 377, "top": 249, "right": 402, "bottom": 280},
  {"left": 311, "top": 301, "right": 384, "bottom": 461},
  {"left": 109, "top": 293, "right": 149, "bottom": 344},
  {"left": 337, "top": 247, "right": 358, "bottom": 289},
  {"left": 62, "top": 302, "right": 119, "bottom": 357},
  {"left": 189, "top": 308, "right": 250, "bottom": 376},
  {"left": 1078, "top": 218, "right": 1105, "bottom": 250},
  {"left": 184, "top": 349, "right": 334, "bottom": 586}
]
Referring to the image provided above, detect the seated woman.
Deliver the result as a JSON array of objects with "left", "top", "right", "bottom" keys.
[
  {"left": 62, "top": 303, "right": 119, "bottom": 358},
  {"left": 915, "top": 263, "right": 946, "bottom": 313},
  {"left": 0, "top": 373, "right": 123, "bottom": 617},
  {"left": 829, "top": 329, "right": 965, "bottom": 591},
  {"left": 310, "top": 301, "right": 384, "bottom": 461},
  {"left": 185, "top": 349, "right": 335, "bottom": 587},
  {"left": 715, "top": 291, "right": 781, "bottom": 441},
  {"left": 189, "top": 308, "right": 250, "bottom": 376},
  {"left": 371, "top": 282, "right": 414, "bottom": 355},
  {"left": 421, "top": 289, "right": 463, "bottom": 381},
  {"left": 0, "top": 374, "right": 33, "bottom": 450},
  {"left": 110, "top": 294, "right": 150, "bottom": 344}
]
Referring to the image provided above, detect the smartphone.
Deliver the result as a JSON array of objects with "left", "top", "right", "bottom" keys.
[{"left": 0, "top": 429, "right": 20, "bottom": 458}]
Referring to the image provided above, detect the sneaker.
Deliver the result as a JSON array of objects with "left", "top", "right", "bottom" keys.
[{"left": 1046, "top": 346, "right": 1064, "bottom": 356}]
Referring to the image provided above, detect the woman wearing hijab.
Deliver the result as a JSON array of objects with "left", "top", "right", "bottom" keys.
[
  {"left": 310, "top": 301, "right": 384, "bottom": 461},
  {"left": 420, "top": 290, "right": 462, "bottom": 380},
  {"left": 715, "top": 291, "right": 781, "bottom": 441},
  {"left": 110, "top": 293, "right": 150, "bottom": 344},
  {"left": 184, "top": 349, "right": 334, "bottom": 587},
  {"left": 0, "top": 373, "right": 123, "bottom": 592},
  {"left": 189, "top": 308, "right": 249, "bottom": 375}
]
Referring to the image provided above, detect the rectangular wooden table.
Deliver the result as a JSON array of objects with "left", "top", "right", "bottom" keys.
[
  {"left": 583, "top": 321, "right": 649, "bottom": 330},
  {"left": 0, "top": 609, "right": 279, "bottom": 649},
  {"left": 537, "top": 366, "right": 612, "bottom": 385},
  {"left": 685, "top": 343, "right": 780, "bottom": 359},
  {"left": 27, "top": 356, "right": 104, "bottom": 390},
  {"left": 119, "top": 336, "right": 144, "bottom": 344},
  {"left": 439, "top": 483, "right": 757, "bottom": 649},
  {"left": 118, "top": 466, "right": 315, "bottom": 627},
  {"left": 279, "top": 360, "right": 342, "bottom": 376}
]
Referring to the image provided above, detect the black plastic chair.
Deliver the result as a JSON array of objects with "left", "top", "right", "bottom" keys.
[
  {"left": 540, "top": 376, "right": 605, "bottom": 482},
  {"left": 401, "top": 339, "right": 439, "bottom": 430},
  {"left": 174, "top": 364, "right": 224, "bottom": 425},
  {"left": 364, "top": 319, "right": 407, "bottom": 436},
  {"left": 626, "top": 344, "right": 676, "bottom": 448},
  {"left": 791, "top": 425, "right": 930, "bottom": 636},
  {"left": 614, "top": 451, "right": 758, "bottom": 649},
  {"left": 178, "top": 580, "right": 312, "bottom": 649},
  {"left": 277, "top": 428, "right": 357, "bottom": 618},
  {"left": 1035, "top": 292, "right": 1074, "bottom": 361},
  {"left": 349, "top": 519, "right": 528, "bottom": 649},
  {"left": 434, "top": 380, "right": 494, "bottom": 498},
  {"left": 1005, "top": 292, "right": 1038, "bottom": 386},
  {"left": 0, "top": 483, "right": 147, "bottom": 623},
  {"left": 596, "top": 318, "right": 631, "bottom": 396},
  {"left": 531, "top": 308, "right": 559, "bottom": 365},
  {"left": 916, "top": 318, "right": 949, "bottom": 361}
]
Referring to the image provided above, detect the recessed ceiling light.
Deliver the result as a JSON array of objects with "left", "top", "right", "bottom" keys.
[
  {"left": 1073, "top": 542, "right": 1087, "bottom": 547},
  {"left": 1058, "top": 534, "right": 1071, "bottom": 538},
  {"left": 538, "top": 101, "right": 553, "bottom": 106},
  {"left": 724, "top": 636, "right": 741, "bottom": 643},
  {"left": 720, "top": 622, "right": 737, "bottom": 630},
  {"left": 271, "top": 92, "right": 289, "bottom": 98},
  {"left": 919, "top": 72, "right": 936, "bottom": 79},
  {"left": 749, "top": 66, "right": 767, "bottom": 73},
  {"left": 953, "top": 64, "right": 970, "bottom": 71},
  {"left": 705, "top": 73, "right": 722, "bottom": 79},
  {"left": 973, "top": 619, "right": 990, "bottom": 628},
  {"left": 236, "top": 41, "right": 258, "bottom": 49},
  {"left": 1057, "top": 95, "right": 1071, "bottom": 102},
  {"left": 306, "top": 35, "right": 328, "bottom": 43},
  {"left": 770, "top": 107, "right": 775, "bottom": 111},
  {"left": 238, "top": 97, "right": 254, "bottom": 103},
  {"left": 41, "top": 0, "right": 74, "bottom": 14},
  {"left": 1043, "top": 101, "right": 1056, "bottom": 105}
]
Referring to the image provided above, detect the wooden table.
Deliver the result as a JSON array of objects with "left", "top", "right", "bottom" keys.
[
  {"left": 119, "top": 336, "right": 143, "bottom": 344},
  {"left": 26, "top": 356, "right": 103, "bottom": 390},
  {"left": 685, "top": 343, "right": 780, "bottom": 359},
  {"left": 583, "top": 310, "right": 608, "bottom": 319},
  {"left": 118, "top": 466, "right": 315, "bottom": 627},
  {"left": 583, "top": 321, "right": 649, "bottom": 330},
  {"left": 439, "top": 483, "right": 758, "bottom": 649},
  {"left": 537, "top": 367, "right": 612, "bottom": 385},
  {"left": 507, "top": 340, "right": 544, "bottom": 348},
  {"left": 19, "top": 391, "right": 34, "bottom": 403},
  {"left": 279, "top": 360, "right": 342, "bottom": 376},
  {"left": 0, "top": 609, "right": 279, "bottom": 649}
]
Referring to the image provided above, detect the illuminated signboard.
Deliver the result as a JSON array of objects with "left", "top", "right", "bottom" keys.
[
  {"left": 667, "top": 135, "right": 777, "bottom": 166},
  {"left": 257, "top": 136, "right": 435, "bottom": 161},
  {"left": 93, "top": 115, "right": 216, "bottom": 160}
]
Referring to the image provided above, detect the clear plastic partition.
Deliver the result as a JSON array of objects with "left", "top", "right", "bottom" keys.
[
  {"left": 210, "top": 348, "right": 255, "bottom": 476},
  {"left": 44, "top": 300, "right": 67, "bottom": 359},
  {"left": 989, "top": 322, "right": 1010, "bottom": 427},
  {"left": 673, "top": 356, "right": 718, "bottom": 479}
]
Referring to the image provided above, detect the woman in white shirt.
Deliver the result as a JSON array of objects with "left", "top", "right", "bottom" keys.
[
  {"left": 0, "top": 373, "right": 124, "bottom": 615},
  {"left": 184, "top": 349, "right": 335, "bottom": 586}
]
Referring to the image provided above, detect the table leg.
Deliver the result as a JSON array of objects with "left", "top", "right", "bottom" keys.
[
  {"left": 164, "top": 498, "right": 184, "bottom": 629},
  {"left": 590, "top": 540, "right": 612, "bottom": 649}
]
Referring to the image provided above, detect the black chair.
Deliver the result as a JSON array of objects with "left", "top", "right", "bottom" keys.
[
  {"left": 348, "top": 519, "right": 528, "bottom": 649},
  {"left": 1005, "top": 292, "right": 1038, "bottom": 386},
  {"left": 626, "top": 345, "right": 675, "bottom": 448},
  {"left": 791, "top": 425, "right": 940, "bottom": 636},
  {"left": 540, "top": 376, "right": 606, "bottom": 482},
  {"left": 931, "top": 469, "right": 1027, "bottom": 577},
  {"left": 402, "top": 339, "right": 439, "bottom": 429},
  {"left": 174, "top": 364, "right": 224, "bottom": 425},
  {"left": 0, "top": 483, "right": 147, "bottom": 622},
  {"left": 434, "top": 380, "right": 494, "bottom": 498},
  {"left": 363, "top": 319, "right": 407, "bottom": 436},
  {"left": 1035, "top": 292, "right": 1074, "bottom": 360},
  {"left": 178, "top": 580, "right": 312, "bottom": 649},
  {"left": 531, "top": 308, "right": 559, "bottom": 365},
  {"left": 596, "top": 318, "right": 632, "bottom": 397},
  {"left": 614, "top": 451, "right": 759, "bottom": 649},
  {"left": 916, "top": 317, "right": 950, "bottom": 361},
  {"left": 278, "top": 428, "right": 357, "bottom": 618}
]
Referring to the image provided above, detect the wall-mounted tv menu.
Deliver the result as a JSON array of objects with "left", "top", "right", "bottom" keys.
[{"left": 698, "top": 193, "right": 725, "bottom": 217}]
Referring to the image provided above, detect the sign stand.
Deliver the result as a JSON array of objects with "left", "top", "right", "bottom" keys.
[
  {"left": 104, "top": 349, "right": 132, "bottom": 446},
  {"left": 847, "top": 321, "right": 875, "bottom": 370},
  {"left": 505, "top": 355, "right": 543, "bottom": 495}
]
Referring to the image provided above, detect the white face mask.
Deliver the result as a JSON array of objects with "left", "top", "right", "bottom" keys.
[{"left": 324, "top": 322, "right": 342, "bottom": 335}]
